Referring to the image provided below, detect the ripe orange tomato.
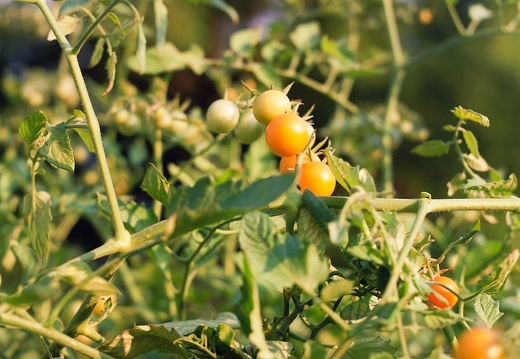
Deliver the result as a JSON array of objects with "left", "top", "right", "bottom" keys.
[
  {"left": 252, "top": 89, "right": 292, "bottom": 126},
  {"left": 427, "top": 276, "right": 459, "bottom": 309},
  {"left": 279, "top": 155, "right": 311, "bottom": 174},
  {"left": 454, "top": 328, "right": 505, "bottom": 359},
  {"left": 298, "top": 162, "right": 336, "bottom": 196},
  {"left": 265, "top": 113, "right": 310, "bottom": 157}
]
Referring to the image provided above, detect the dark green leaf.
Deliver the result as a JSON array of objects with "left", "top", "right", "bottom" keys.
[
  {"left": 462, "top": 130, "right": 480, "bottom": 158},
  {"left": 451, "top": 106, "right": 490, "bottom": 127},
  {"left": 99, "top": 324, "right": 191, "bottom": 358},
  {"left": 40, "top": 123, "right": 75, "bottom": 172},
  {"left": 411, "top": 140, "right": 450, "bottom": 157},
  {"left": 141, "top": 163, "right": 170, "bottom": 205},
  {"left": 239, "top": 211, "right": 329, "bottom": 293},
  {"left": 474, "top": 293, "right": 503, "bottom": 328},
  {"left": 346, "top": 337, "right": 398, "bottom": 359},
  {"left": 302, "top": 189, "right": 337, "bottom": 234},
  {"left": 19, "top": 110, "right": 48, "bottom": 147},
  {"left": 22, "top": 191, "right": 52, "bottom": 266}
]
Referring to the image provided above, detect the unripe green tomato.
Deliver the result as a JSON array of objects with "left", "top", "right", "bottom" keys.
[
  {"left": 118, "top": 113, "right": 141, "bottom": 136},
  {"left": 206, "top": 99, "right": 239, "bottom": 133},
  {"left": 233, "top": 110, "right": 264, "bottom": 144},
  {"left": 252, "top": 89, "right": 292, "bottom": 126},
  {"left": 153, "top": 107, "right": 172, "bottom": 130}
]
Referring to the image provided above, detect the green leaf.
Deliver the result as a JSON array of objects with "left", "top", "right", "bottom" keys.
[
  {"left": 40, "top": 123, "right": 75, "bottom": 172},
  {"left": 65, "top": 110, "right": 96, "bottom": 152},
  {"left": 58, "top": 0, "right": 94, "bottom": 15},
  {"left": 166, "top": 174, "right": 294, "bottom": 238},
  {"left": 19, "top": 110, "right": 48, "bottom": 147},
  {"left": 97, "top": 194, "right": 157, "bottom": 233},
  {"left": 154, "top": 0, "right": 169, "bottom": 50},
  {"left": 239, "top": 211, "right": 329, "bottom": 293},
  {"left": 23, "top": 191, "right": 52, "bottom": 266},
  {"left": 298, "top": 190, "right": 337, "bottom": 253},
  {"left": 462, "top": 130, "right": 480, "bottom": 158},
  {"left": 54, "top": 262, "right": 120, "bottom": 295},
  {"left": 289, "top": 21, "right": 321, "bottom": 50},
  {"left": 411, "top": 140, "right": 450, "bottom": 157},
  {"left": 89, "top": 38, "right": 105, "bottom": 68},
  {"left": 302, "top": 340, "right": 329, "bottom": 359},
  {"left": 135, "top": 20, "right": 147, "bottom": 74},
  {"left": 474, "top": 293, "right": 503, "bottom": 328},
  {"left": 141, "top": 163, "right": 170, "bottom": 205},
  {"left": 341, "top": 295, "right": 371, "bottom": 321},
  {"left": 451, "top": 106, "right": 490, "bottom": 127},
  {"left": 324, "top": 150, "right": 376, "bottom": 193},
  {"left": 463, "top": 173, "right": 517, "bottom": 197},
  {"left": 250, "top": 62, "right": 282, "bottom": 89},
  {"left": 346, "top": 337, "right": 398, "bottom": 359},
  {"left": 478, "top": 249, "right": 519, "bottom": 295},
  {"left": 11, "top": 243, "right": 40, "bottom": 285},
  {"left": 2, "top": 275, "right": 60, "bottom": 306},
  {"left": 107, "top": 12, "right": 121, "bottom": 28},
  {"left": 230, "top": 27, "right": 261, "bottom": 57},
  {"left": 99, "top": 324, "right": 191, "bottom": 358},
  {"left": 162, "top": 312, "right": 240, "bottom": 336},
  {"left": 423, "top": 310, "right": 464, "bottom": 329},
  {"left": 320, "top": 280, "right": 354, "bottom": 302}
]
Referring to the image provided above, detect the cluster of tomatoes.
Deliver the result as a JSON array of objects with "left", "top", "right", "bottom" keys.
[{"left": 206, "top": 89, "right": 336, "bottom": 196}]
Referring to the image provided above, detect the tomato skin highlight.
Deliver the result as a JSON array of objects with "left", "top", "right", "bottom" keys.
[
  {"left": 427, "top": 276, "right": 459, "bottom": 309},
  {"left": 298, "top": 162, "right": 336, "bottom": 196},
  {"left": 454, "top": 328, "right": 505, "bottom": 359},
  {"left": 265, "top": 113, "right": 310, "bottom": 157},
  {"left": 252, "top": 89, "right": 292, "bottom": 126}
]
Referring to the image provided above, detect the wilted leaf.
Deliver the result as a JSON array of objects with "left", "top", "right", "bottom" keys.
[
  {"left": 478, "top": 249, "right": 519, "bottom": 295},
  {"left": 47, "top": 15, "right": 81, "bottom": 41},
  {"left": 463, "top": 153, "right": 489, "bottom": 172},
  {"left": 89, "top": 38, "right": 105, "bottom": 68}
]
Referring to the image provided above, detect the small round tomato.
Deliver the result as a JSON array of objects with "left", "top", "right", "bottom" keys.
[
  {"left": 427, "top": 276, "right": 459, "bottom": 309},
  {"left": 206, "top": 99, "right": 239, "bottom": 133},
  {"left": 233, "top": 110, "right": 264, "bottom": 144},
  {"left": 279, "top": 154, "right": 311, "bottom": 174},
  {"left": 265, "top": 113, "right": 310, "bottom": 157},
  {"left": 298, "top": 162, "right": 336, "bottom": 196},
  {"left": 252, "top": 89, "right": 292, "bottom": 126},
  {"left": 454, "top": 328, "right": 505, "bottom": 359}
]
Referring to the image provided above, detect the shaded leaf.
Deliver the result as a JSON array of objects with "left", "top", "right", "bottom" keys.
[
  {"left": 58, "top": 0, "right": 94, "bottom": 15},
  {"left": 135, "top": 20, "right": 147, "bottom": 74},
  {"left": 411, "top": 140, "right": 450, "bottom": 157},
  {"left": 40, "top": 123, "right": 75, "bottom": 172},
  {"left": 1, "top": 275, "right": 60, "bottom": 306},
  {"left": 162, "top": 312, "right": 240, "bottom": 336},
  {"left": 478, "top": 249, "right": 519, "bottom": 295},
  {"left": 19, "top": 110, "right": 48, "bottom": 146},
  {"left": 346, "top": 337, "right": 398, "bottom": 359},
  {"left": 154, "top": 0, "right": 169, "bottom": 50},
  {"left": 324, "top": 150, "right": 376, "bottom": 193},
  {"left": 89, "top": 38, "right": 105, "bottom": 68},
  {"left": 54, "top": 262, "right": 120, "bottom": 295},
  {"left": 463, "top": 173, "right": 517, "bottom": 197},
  {"left": 23, "top": 191, "right": 52, "bottom": 266},
  {"left": 141, "top": 163, "right": 170, "bottom": 205},
  {"left": 182, "top": 0, "right": 238, "bottom": 23},
  {"left": 11, "top": 242, "right": 40, "bottom": 285},
  {"left": 97, "top": 194, "right": 158, "bottom": 233},
  {"left": 102, "top": 51, "right": 117, "bottom": 96},
  {"left": 423, "top": 310, "right": 464, "bottom": 329}
]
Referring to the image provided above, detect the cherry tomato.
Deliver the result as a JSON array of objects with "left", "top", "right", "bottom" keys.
[
  {"left": 298, "top": 162, "right": 336, "bottom": 196},
  {"left": 206, "top": 99, "right": 239, "bottom": 133},
  {"left": 427, "top": 276, "right": 459, "bottom": 309},
  {"left": 92, "top": 295, "right": 116, "bottom": 316},
  {"left": 454, "top": 328, "right": 505, "bottom": 359},
  {"left": 252, "top": 89, "right": 292, "bottom": 126},
  {"left": 233, "top": 110, "right": 264, "bottom": 144},
  {"left": 265, "top": 113, "right": 310, "bottom": 157},
  {"left": 279, "top": 154, "right": 311, "bottom": 174}
]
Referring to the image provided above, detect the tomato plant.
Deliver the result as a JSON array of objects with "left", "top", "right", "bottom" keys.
[
  {"left": 252, "top": 89, "right": 292, "bottom": 126},
  {"left": 454, "top": 328, "right": 505, "bottom": 359},
  {"left": 1, "top": 1, "right": 520, "bottom": 359},
  {"left": 427, "top": 276, "right": 459, "bottom": 310},
  {"left": 265, "top": 113, "right": 311, "bottom": 157}
]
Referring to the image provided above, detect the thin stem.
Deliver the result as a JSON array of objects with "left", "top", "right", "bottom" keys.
[
  {"left": 445, "top": 0, "right": 468, "bottom": 36},
  {"left": 34, "top": 0, "right": 130, "bottom": 244},
  {"left": 72, "top": 0, "right": 121, "bottom": 55},
  {"left": 0, "top": 312, "right": 114, "bottom": 359},
  {"left": 153, "top": 127, "right": 164, "bottom": 219}
]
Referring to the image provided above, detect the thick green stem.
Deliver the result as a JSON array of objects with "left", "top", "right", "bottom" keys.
[{"left": 34, "top": 0, "right": 130, "bottom": 244}]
